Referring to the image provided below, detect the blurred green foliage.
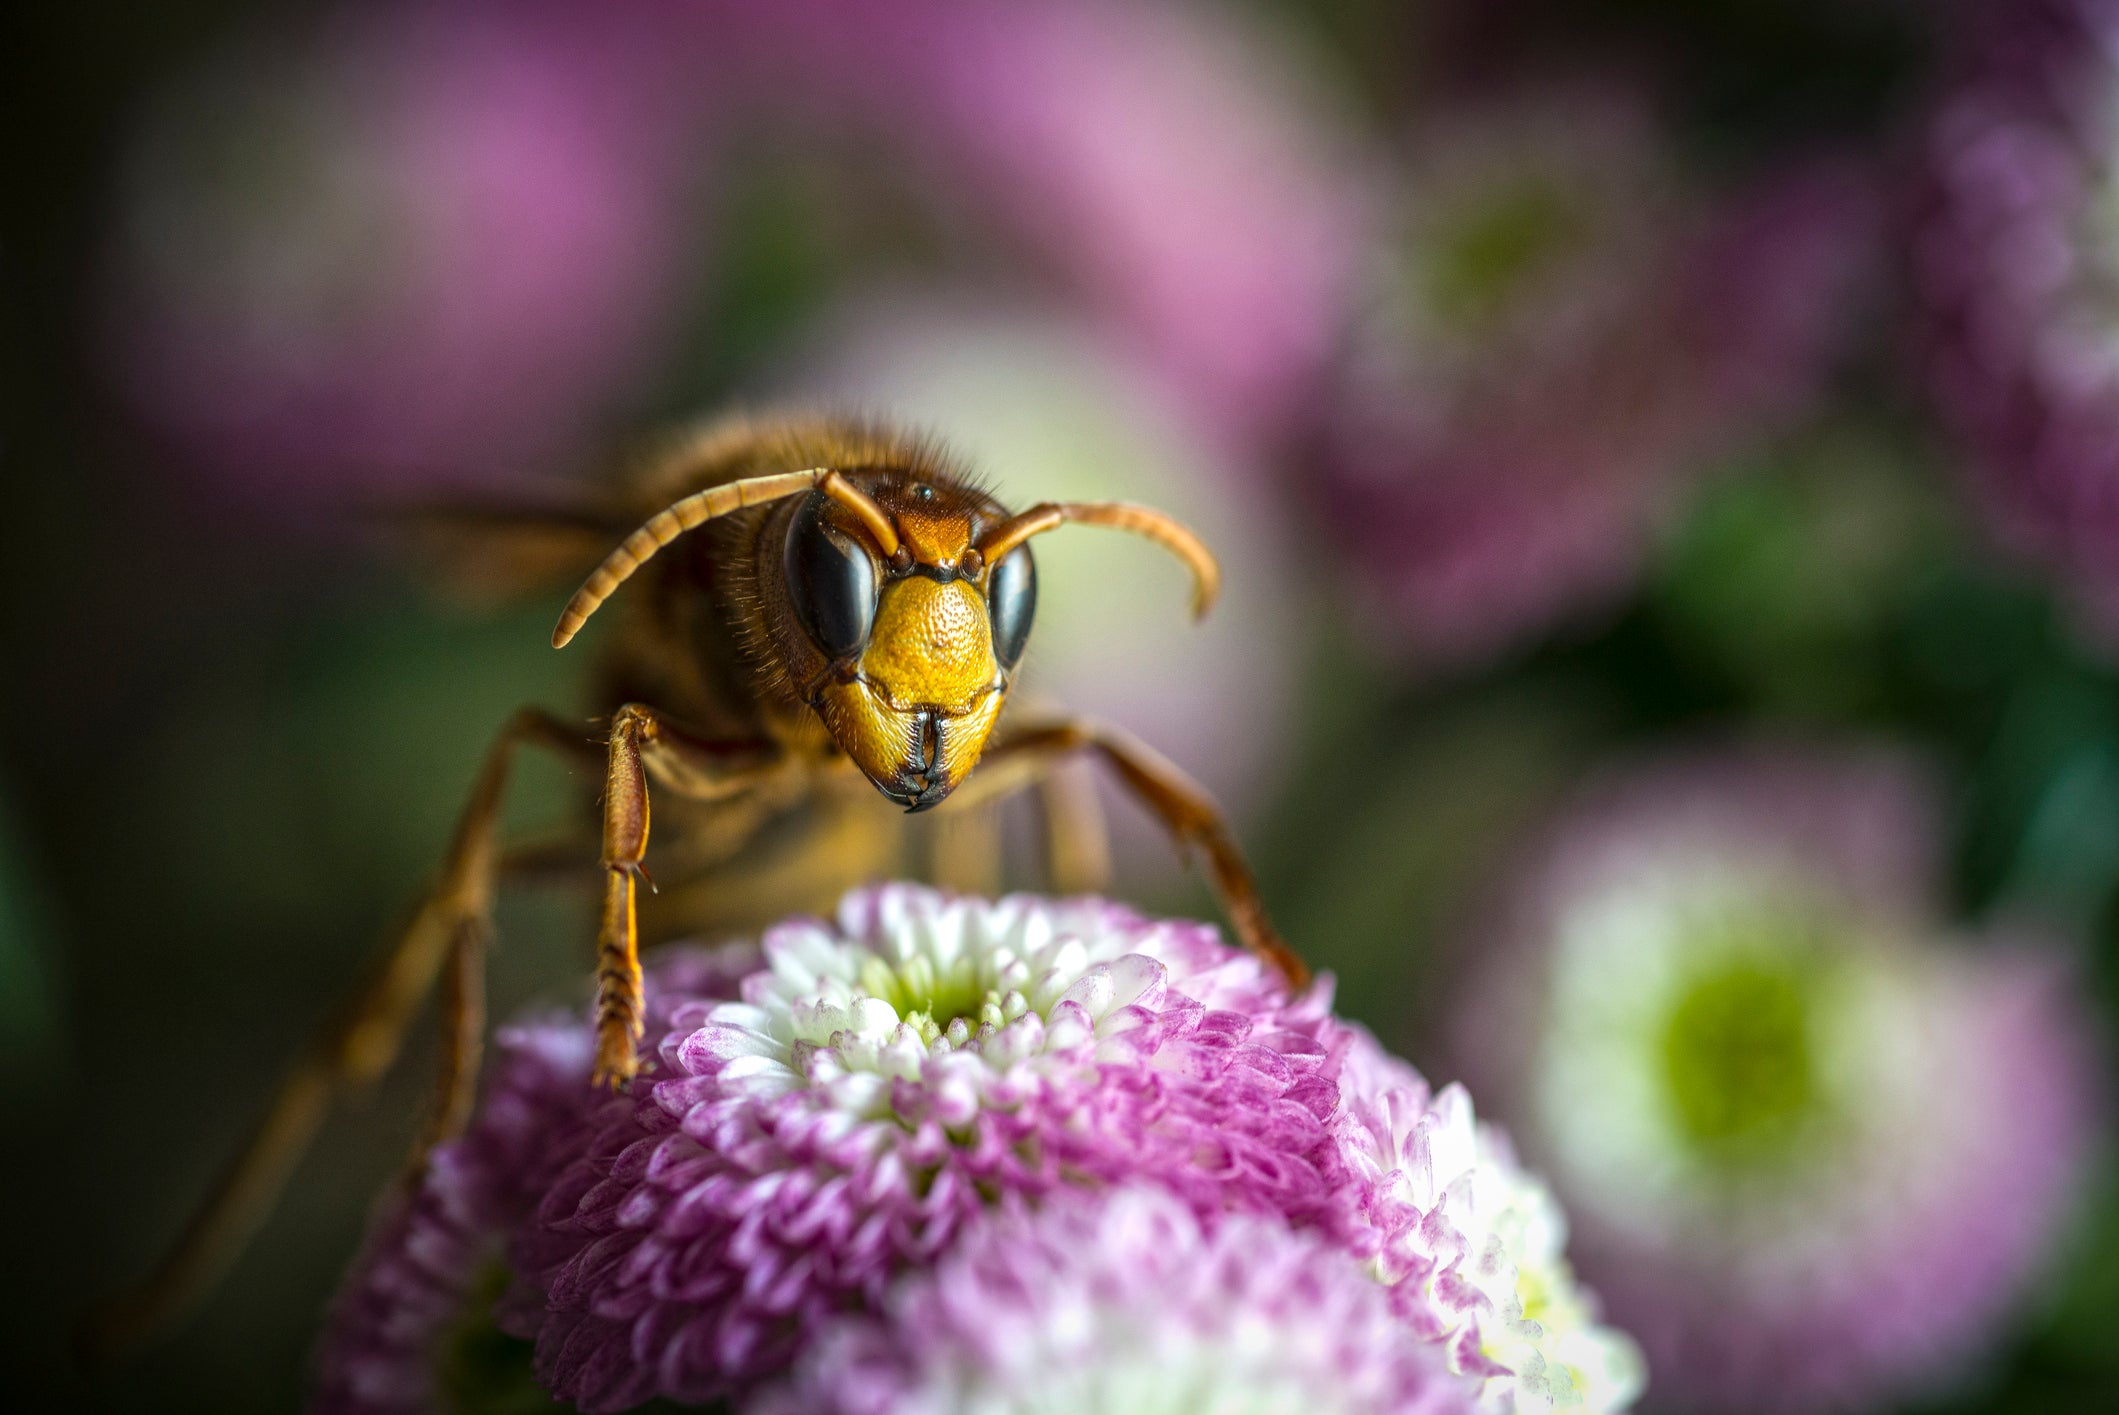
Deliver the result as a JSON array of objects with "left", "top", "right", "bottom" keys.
[{"left": 0, "top": 799, "right": 68, "bottom": 1096}]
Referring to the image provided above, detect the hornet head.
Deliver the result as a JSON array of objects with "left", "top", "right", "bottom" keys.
[{"left": 550, "top": 435, "right": 1219, "bottom": 814}]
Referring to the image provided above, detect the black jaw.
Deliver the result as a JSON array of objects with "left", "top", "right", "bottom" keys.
[{"left": 879, "top": 711, "right": 948, "bottom": 813}]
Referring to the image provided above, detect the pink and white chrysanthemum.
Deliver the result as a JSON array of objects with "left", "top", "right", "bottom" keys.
[
  {"left": 757, "top": 1184, "right": 1484, "bottom": 1415},
  {"left": 315, "top": 886, "right": 1642, "bottom": 1413},
  {"left": 1337, "top": 1039, "right": 1647, "bottom": 1415},
  {"left": 1449, "top": 748, "right": 2102, "bottom": 1413},
  {"left": 498, "top": 887, "right": 1344, "bottom": 1410}
]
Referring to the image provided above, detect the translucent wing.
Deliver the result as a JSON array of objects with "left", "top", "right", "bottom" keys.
[{"left": 376, "top": 496, "right": 640, "bottom": 606}]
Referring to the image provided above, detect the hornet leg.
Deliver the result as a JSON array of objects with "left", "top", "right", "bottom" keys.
[
  {"left": 964, "top": 717, "right": 1308, "bottom": 990},
  {"left": 91, "top": 708, "right": 598, "bottom": 1354},
  {"left": 592, "top": 705, "right": 784, "bottom": 1085}
]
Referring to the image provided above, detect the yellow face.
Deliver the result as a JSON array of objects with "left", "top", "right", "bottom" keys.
[{"left": 814, "top": 575, "right": 1008, "bottom": 811}]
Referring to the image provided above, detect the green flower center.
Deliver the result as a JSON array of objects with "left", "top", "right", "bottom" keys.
[
  {"left": 1658, "top": 955, "right": 1821, "bottom": 1157},
  {"left": 853, "top": 951, "right": 1029, "bottom": 1044},
  {"left": 1415, "top": 175, "right": 1587, "bottom": 333}
]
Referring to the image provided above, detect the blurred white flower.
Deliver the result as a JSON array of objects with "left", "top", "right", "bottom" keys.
[{"left": 1451, "top": 748, "right": 2102, "bottom": 1413}]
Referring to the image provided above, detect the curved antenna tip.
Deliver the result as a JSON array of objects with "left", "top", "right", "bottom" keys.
[
  {"left": 1185, "top": 559, "right": 1221, "bottom": 621},
  {"left": 977, "top": 499, "right": 1221, "bottom": 624}
]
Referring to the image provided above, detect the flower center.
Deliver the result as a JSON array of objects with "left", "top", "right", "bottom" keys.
[
  {"left": 848, "top": 950, "right": 1031, "bottom": 1046},
  {"left": 1658, "top": 954, "right": 1820, "bottom": 1156},
  {"left": 1413, "top": 174, "right": 1589, "bottom": 334}
]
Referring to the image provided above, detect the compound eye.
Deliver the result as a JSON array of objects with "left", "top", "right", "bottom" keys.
[
  {"left": 784, "top": 492, "right": 878, "bottom": 659},
  {"left": 986, "top": 545, "right": 1036, "bottom": 669}
]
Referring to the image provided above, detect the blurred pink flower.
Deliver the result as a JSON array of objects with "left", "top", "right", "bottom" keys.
[
  {"left": 715, "top": 0, "right": 1365, "bottom": 449},
  {"left": 1915, "top": 0, "right": 2119, "bottom": 632},
  {"left": 105, "top": 0, "right": 1362, "bottom": 508},
  {"left": 103, "top": 2, "right": 700, "bottom": 503},
  {"left": 1317, "top": 89, "right": 1873, "bottom": 670},
  {"left": 1447, "top": 746, "right": 2102, "bottom": 1413}
]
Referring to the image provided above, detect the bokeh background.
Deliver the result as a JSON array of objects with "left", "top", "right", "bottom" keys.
[{"left": 6, "top": 0, "right": 2119, "bottom": 1410}]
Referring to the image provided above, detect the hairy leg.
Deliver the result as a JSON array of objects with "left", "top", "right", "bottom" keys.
[{"left": 966, "top": 717, "right": 1308, "bottom": 990}]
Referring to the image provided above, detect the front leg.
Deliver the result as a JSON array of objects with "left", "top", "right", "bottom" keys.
[
  {"left": 594, "top": 705, "right": 785, "bottom": 1085},
  {"left": 91, "top": 707, "right": 599, "bottom": 1353},
  {"left": 963, "top": 717, "right": 1309, "bottom": 991}
]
